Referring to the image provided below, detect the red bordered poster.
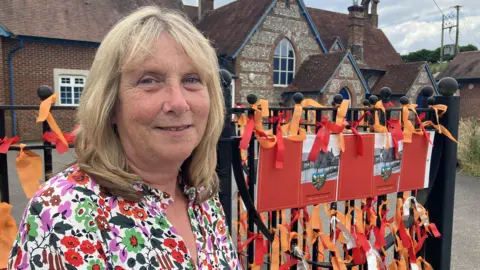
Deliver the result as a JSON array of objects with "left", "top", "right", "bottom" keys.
[
  {"left": 337, "top": 133, "right": 375, "bottom": 201},
  {"left": 398, "top": 131, "right": 435, "bottom": 191}
]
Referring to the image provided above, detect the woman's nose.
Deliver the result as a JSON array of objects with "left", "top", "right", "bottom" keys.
[{"left": 162, "top": 84, "right": 190, "bottom": 115}]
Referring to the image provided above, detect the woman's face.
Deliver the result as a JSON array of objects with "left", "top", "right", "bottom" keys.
[{"left": 114, "top": 32, "right": 210, "bottom": 167}]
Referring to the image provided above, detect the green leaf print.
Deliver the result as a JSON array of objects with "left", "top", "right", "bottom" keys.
[
  {"left": 151, "top": 239, "right": 163, "bottom": 250},
  {"left": 150, "top": 256, "right": 159, "bottom": 267},
  {"left": 122, "top": 228, "right": 145, "bottom": 252},
  {"left": 151, "top": 228, "right": 163, "bottom": 238},
  {"left": 73, "top": 186, "right": 96, "bottom": 197},
  {"left": 88, "top": 259, "right": 105, "bottom": 270},
  {"left": 127, "top": 258, "right": 136, "bottom": 268},
  {"left": 27, "top": 216, "right": 39, "bottom": 238},
  {"left": 155, "top": 217, "right": 170, "bottom": 229},
  {"left": 136, "top": 253, "right": 146, "bottom": 264},
  {"left": 65, "top": 263, "right": 76, "bottom": 270},
  {"left": 110, "top": 215, "right": 136, "bottom": 229},
  {"left": 173, "top": 260, "right": 183, "bottom": 269},
  {"left": 53, "top": 221, "right": 73, "bottom": 234},
  {"left": 49, "top": 233, "right": 60, "bottom": 249},
  {"left": 112, "top": 255, "right": 118, "bottom": 264},
  {"left": 29, "top": 202, "right": 43, "bottom": 216}
]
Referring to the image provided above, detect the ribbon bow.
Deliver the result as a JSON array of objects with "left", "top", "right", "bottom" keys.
[
  {"left": 37, "top": 93, "right": 68, "bottom": 146},
  {"left": 386, "top": 118, "right": 404, "bottom": 159},
  {"left": 307, "top": 116, "right": 344, "bottom": 162},
  {"left": 42, "top": 131, "right": 75, "bottom": 154},
  {"left": 0, "top": 136, "right": 19, "bottom": 154},
  {"left": 350, "top": 111, "right": 373, "bottom": 156}
]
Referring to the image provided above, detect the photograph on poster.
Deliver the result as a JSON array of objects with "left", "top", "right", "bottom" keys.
[
  {"left": 374, "top": 133, "right": 403, "bottom": 181},
  {"left": 302, "top": 135, "right": 341, "bottom": 190}
]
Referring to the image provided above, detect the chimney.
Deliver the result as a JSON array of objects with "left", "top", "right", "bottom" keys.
[
  {"left": 348, "top": 4, "right": 365, "bottom": 64},
  {"left": 370, "top": 0, "right": 379, "bottom": 27},
  {"left": 198, "top": 0, "right": 214, "bottom": 21}
]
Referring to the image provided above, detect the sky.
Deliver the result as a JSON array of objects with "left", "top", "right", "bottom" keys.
[{"left": 182, "top": 0, "right": 480, "bottom": 55}]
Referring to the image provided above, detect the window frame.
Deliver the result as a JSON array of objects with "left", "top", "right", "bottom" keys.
[
  {"left": 53, "top": 69, "right": 89, "bottom": 106},
  {"left": 273, "top": 38, "right": 295, "bottom": 87}
]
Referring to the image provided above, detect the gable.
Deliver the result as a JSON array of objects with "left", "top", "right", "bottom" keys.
[
  {"left": 307, "top": 7, "right": 404, "bottom": 71},
  {"left": 196, "top": 0, "right": 327, "bottom": 59}
]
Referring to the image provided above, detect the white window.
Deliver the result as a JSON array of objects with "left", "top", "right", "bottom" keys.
[
  {"left": 54, "top": 69, "right": 89, "bottom": 106},
  {"left": 273, "top": 38, "right": 295, "bottom": 87}
]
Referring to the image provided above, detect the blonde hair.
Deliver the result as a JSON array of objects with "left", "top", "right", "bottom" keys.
[{"left": 74, "top": 6, "right": 225, "bottom": 202}]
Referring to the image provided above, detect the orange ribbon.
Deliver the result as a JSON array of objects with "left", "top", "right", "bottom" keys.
[
  {"left": 301, "top": 98, "right": 326, "bottom": 134},
  {"left": 0, "top": 203, "right": 18, "bottom": 269},
  {"left": 401, "top": 104, "right": 422, "bottom": 143},
  {"left": 37, "top": 94, "right": 68, "bottom": 146},
  {"left": 373, "top": 101, "right": 390, "bottom": 150},
  {"left": 0, "top": 136, "right": 19, "bottom": 154},
  {"left": 15, "top": 144, "right": 42, "bottom": 198},
  {"left": 422, "top": 121, "right": 458, "bottom": 143}
]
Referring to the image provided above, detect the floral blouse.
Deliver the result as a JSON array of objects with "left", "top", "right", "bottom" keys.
[{"left": 7, "top": 164, "right": 241, "bottom": 269}]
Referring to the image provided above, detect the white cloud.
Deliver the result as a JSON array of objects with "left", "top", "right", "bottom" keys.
[{"left": 183, "top": 0, "right": 480, "bottom": 53}]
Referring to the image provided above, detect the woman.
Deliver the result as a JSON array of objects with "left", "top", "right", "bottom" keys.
[{"left": 8, "top": 6, "right": 240, "bottom": 270}]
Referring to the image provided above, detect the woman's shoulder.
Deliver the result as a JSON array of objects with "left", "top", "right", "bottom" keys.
[{"left": 21, "top": 164, "right": 109, "bottom": 229}]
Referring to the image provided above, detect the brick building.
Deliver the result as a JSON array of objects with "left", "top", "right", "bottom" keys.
[
  {"left": 437, "top": 51, "right": 480, "bottom": 120},
  {"left": 0, "top": 0, "right": 184, "bottom": 139},
  {"left": 0, "top": 0, "right": 440, "bottom": 140},
  {"left": 193, "top": 0, "right": 439, "bottom": 107}
]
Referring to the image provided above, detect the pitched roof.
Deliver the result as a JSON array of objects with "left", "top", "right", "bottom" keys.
[
  {"left": 307, "top": 7, "right": 404, "bottom": 71},
  {"left": 371, "top": 62, "right": 427, "bottom": 95},
  {"left": 195, "top": 0, "right": 272, "bottom": 56},
  {"left": 437, "top": 51, "right": 480, "bottom": 80},
  {"left": 0, "top": 0, "right": 185, "bottom": 43},
  {"left": 285, "top": 52, "right": 347, "bottom": 92}
]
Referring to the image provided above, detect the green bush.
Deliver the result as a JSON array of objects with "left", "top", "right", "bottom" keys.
[{"left": 458, "top": 118, "right": 480, "bottom": 176}]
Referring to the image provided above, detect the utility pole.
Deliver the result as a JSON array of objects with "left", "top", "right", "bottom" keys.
[
  {"left": 440, "top": 15, "right": 445, "bottom": 62},
  {"left": 454, "top": 5, "right": 461, "bottom": 56}
]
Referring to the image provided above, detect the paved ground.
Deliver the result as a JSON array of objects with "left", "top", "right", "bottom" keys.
[{"left": 3, "top": 147, "right": 479, "bottom": 268}]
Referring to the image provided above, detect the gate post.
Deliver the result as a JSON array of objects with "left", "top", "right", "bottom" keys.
[
  {"left": 424, "top": 77, "right": 460, "bottom": 269},
  {"left": 217, "top": 69, "right": 233, "bottom": 231}
]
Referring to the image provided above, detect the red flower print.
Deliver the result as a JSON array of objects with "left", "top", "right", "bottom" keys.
[
  {"left": 178, "top": 241, "right": 187, "bottom": 253},
  {"left": 67, "top": 171, "right": 90, "bottom": 185},
  {"left": 172, "top": 250, "right": 184, "bottom": 263},
  {"left": 61, "top": 236, "right": 80, "bottom": 248},
  {"left": 95, "top": 215, "right": 111, "bottom": 231},
  {"left": 50, "top": 195, "right": 61, "bottom": 206},
  {"left": 65, "top": 249, "right": 83, "bottom": 267},
  {"left": 41, "top": 187, "right": 55, "bottom": 197},
  {"left": 164, "top": 238, "right": 177, "bottom": 249},
  {"left": 216, "top": 220, "right": 226, "bottom": 235},
  {"left": 80, "top": 240, "right": 96, "bottom": 254},
  {"left": 99, "top": 199, "right": 105, "bottom": 206},
  {"left": 96, "top": 241, "right": 107, "bottom": 261},
  {"left": 133, "top": 208, "right": 147, "bottom": 221},
  {"left": 118, "top": 201, "right": 134, "bottom": 216},
  {"left": 41, "top": 200, "right": 50, "bottom": 207},
  {"left": 114, "top": 267, "right": 126, "bottom": 270},
  {"left": 14, "top": 248, "right": 22, "bottom": 268}
]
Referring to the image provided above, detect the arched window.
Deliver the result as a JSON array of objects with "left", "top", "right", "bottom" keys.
[
  {"left": 339, "top": 87, "right": 352, "bottom": 121},
  {"left": 273, "top": 38, "right": 295, "bottom": 86}
]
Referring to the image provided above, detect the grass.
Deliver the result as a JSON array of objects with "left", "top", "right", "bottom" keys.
[{"left": 458, "top": 118, "right": 480, "bottom": 177}]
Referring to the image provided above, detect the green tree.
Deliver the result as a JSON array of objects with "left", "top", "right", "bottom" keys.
[{"left": 401, "top": 44, "right": 478, "bottom": 63}]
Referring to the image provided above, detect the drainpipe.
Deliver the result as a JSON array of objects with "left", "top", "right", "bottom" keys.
[{"left": 8, "top": 39, "right": 23, "bottom": 136}]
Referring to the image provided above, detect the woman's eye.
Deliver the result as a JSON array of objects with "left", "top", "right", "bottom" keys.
[
  {"left": 184, "top": 76, "right": 201, "bottom": 84},
  {"left": 138, "top": 78, "right": 156, "bottom": 85}
]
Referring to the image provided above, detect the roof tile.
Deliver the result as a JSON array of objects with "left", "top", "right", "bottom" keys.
[{"left": 437, "top": 51, "right": 480, "bottom": 80}]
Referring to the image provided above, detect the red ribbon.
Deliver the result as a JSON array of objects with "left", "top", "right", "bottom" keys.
[
  {"left": 42, "top": 132, "right": 75, "bottom": 154},
  {"left": 239, "top": 117, "right": 255, "bottom": 150},
  {"left": 0, "top": 136, "right": 19, "bottom": 154},
  {"left": 280, "top": 258, "right": 299, "bottom": 270},
  {"left": 350, "top": 112, "right": 372, "bottom": 157},
  {"left": 387, "top": 118, "right": 404, "bottom": 159},
  {"left": 415, "top": 115, "right": 433, "bottom": 146},
  {"left": 383, "top": 101, "right": 395, "bottom": 108},
  {"left": 307, "top": 117, "right": 345, "bottom": 162},
  {"left": 275, "top": 113, "right": 285, "bottom": 169}
]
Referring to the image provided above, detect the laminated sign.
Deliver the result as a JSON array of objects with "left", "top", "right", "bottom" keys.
[
  {"left": 372, "top": 133, "right": 403, "bottom": 196},
  {"left": 299, "top": 134, "right": 339, "bottom": 206}
]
